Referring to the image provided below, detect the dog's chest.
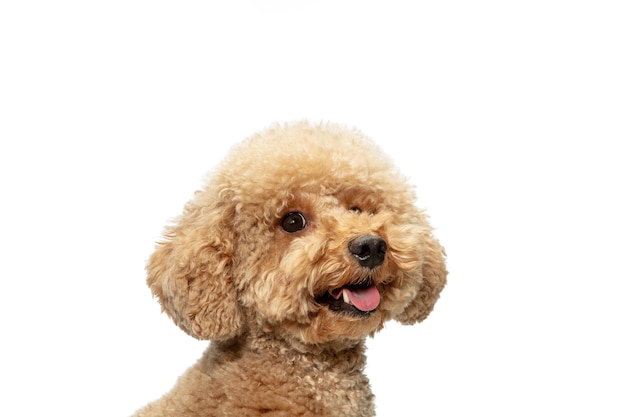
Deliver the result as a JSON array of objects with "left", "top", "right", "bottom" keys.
[
  {"left": 297, "top": 370, "right": 375, "bottom": 417},
  {"left": 198, "top": 345, "right": 376, "bottom": 417}
]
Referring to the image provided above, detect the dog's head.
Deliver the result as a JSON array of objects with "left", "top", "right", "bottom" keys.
[{"left": 147, "top": 122, "right": 446, "bottom": 346}]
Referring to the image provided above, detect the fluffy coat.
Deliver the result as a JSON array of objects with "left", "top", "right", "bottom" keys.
[{"left": 133, "top": 121, "right": 447, "bottom": 416}]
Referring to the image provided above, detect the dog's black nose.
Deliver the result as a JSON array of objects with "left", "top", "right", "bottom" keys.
[{"left": 349, "top": 235, "right": 387, "bottom": 269}]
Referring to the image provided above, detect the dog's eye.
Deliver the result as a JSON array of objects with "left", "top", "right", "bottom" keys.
[
  {"left": 350, "top": 207, "right": 362, "bottom": 214},
  {"left": 281, "top": 212, "right": 307, "bottom": 233}
]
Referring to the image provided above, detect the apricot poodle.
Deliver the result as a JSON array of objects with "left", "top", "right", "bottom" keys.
[{"left": 133, "top": 121, "right": 447, "bottom": 417}]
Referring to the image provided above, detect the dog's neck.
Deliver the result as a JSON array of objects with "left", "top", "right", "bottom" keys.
[
  {"left": 198, "top": 327, "right": 374, "bottom": 416},
  {"left": 212, "top": 326, "right": 368, "bottom": 373}
]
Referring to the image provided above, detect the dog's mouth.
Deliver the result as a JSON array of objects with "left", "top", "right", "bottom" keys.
[{"left": 316, "top": 281, "right": 381, "bottom": 317}]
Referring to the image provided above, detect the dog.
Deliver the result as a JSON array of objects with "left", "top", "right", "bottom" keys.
[{"left": 133, "top": 121, "right": 447, "bottom": 416}]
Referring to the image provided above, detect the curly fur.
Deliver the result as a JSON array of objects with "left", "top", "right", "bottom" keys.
[{"left": 133, "top": 121, "right": 447, "bottom": 416}]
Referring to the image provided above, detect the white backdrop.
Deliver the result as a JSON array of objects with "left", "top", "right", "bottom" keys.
[{"left": 1, "top": 1, "right": 624, "bottom": 416}]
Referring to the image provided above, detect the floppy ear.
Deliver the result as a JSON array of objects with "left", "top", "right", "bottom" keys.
[
  {"left": 395, "top": 231, "right": 447, "bottom": 324},
  {"left": 147, "top": 188, "right": 244, "bottom": 340}
]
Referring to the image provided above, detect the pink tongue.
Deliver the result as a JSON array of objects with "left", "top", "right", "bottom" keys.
[{"left": 343, "top": 285, "right": 381, "bottom": 312}]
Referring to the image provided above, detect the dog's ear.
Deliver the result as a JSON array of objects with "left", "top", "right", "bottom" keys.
[
  {"left": 395, "top": 231, "right": 447, "bottom": 324},
  {"left": 147, "top": 188, "right": 244, "bottom": 340}
]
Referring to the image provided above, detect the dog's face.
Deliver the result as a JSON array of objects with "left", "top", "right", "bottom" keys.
[{"left": 147, "top": 122, "right": 446, "bottom": 347}]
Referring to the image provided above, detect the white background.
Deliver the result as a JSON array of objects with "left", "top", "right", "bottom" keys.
[{"left": 1, "top": 1, "right": 624, "bottom": 416}]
